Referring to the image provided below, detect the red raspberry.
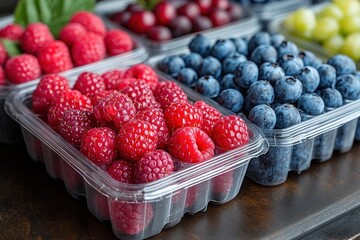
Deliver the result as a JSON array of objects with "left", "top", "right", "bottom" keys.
[
  {"left": 0, "top": 23, "right": 24, "bottom": 40},
  {"left": 93, "top": 91, "right": 136, "bottom": 129},
  {"left": 59, "top": 23, "right": 87, "bottom": 47},
  {"left": 47, "top": 89, "right": 93, "bottom": 131},
  {"left": 212, "top": 170, "right": 233, "bottom": 196},
  {"left": 135, "top": 108, "right": 169, "bottom": 149},
  {"left": 101, "top": 69, "right": 124, "bottom": 90},
  {"left": 0, "top": 42, "right": 8, "bottom": 65},
  {"left": 194, "top": 101, "right": 222, "bottom": 136},
  {"left": 20, "top": 22, "right": 54, "bottom": 55},
  {"left": 81, "top": 127, "right": 117, "bottom": 166},
  {"left": 132, "top": 95, "right": 161, "bottom": 112},
  {"left": 115, "top": 78, "right": 137, "bottom": 91},
  {"left": 58, "top": 109, "right": 95, "bottom": 147},
  {"left": 153, "top": 81, "right": 181, "bottom": 96},
  {"left": 104, "top": 29, "right": 133, "bottom": 56},
  {"left": 5, "top": 54, "right": 41, "bottom": 84},
  {"left": 123, "top": 64, "right": 159, "bottom": 91},
  {"left": 134, "top": 150, "right": 174, "bottom": 183},
  {"left": 32, "top": 74, "right": 70, "bottom": 114},
  {"left": 154, "top": 81, "right": 188, "bottom": 110},
  {"left": 38, "top": 40, "right": 73, "bottom": 74},
  {"left": 164, "top": 102, "right": 203, "bottom": 132},
  {"left": 110, "top": 201, "right": 153, "bottom": 235},
  {"left": 70, "top": 11, "right": 106, "bottom": 36},
  {"left": 167, "top": 126, "right": 215, "bottom": 163},
  {"left": 73, "top": 72, "right": 106, "bottom": 98},
  {"left": 90, "top": 90, "right": 113, "bottom": 106},
  {"left": 0, "top": 66, "right": 5, "bottom": 85},
  {"left": 71, "top": 33, "right": 106, "bottom": 66},
  {"left": 107, "top": 159, "right": 135, "bottom": 183},
  {"left": 211, "top": 115, "right": 249, "bottom": 150},
  {"left": 116, "top": 120, "right": 158, "bottom": 161}
]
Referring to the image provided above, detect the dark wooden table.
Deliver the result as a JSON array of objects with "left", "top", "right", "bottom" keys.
[{"left": 2, "top": 141, "right": 360, "bottom": 240}]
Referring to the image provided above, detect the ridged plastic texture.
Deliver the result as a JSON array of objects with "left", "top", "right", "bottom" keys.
[{"left": 5, "top": 65, "right": 268, "bottom": 240}]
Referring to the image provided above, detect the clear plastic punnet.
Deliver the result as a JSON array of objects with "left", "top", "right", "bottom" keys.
[
  {"left": 5, "top": 64, "right": 268, "bottom": 240},
  {"left": 96, "top": 0, "right": 261, "bottom": 56}
]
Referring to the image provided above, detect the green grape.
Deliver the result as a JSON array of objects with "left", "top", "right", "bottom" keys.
[
  {"left": 318, "top": 4, "right": 343, "bottom": 20},
  {"left": 284, "top": 12, "right": 296, "bottom": 32},
  {"left": 323, "top": 34, "right": 344, "bottom": 55},
  {"left": 340, "top": 15, "right": 360, "bottom": 35},
  {"left": 341, "top": 32, "right": 360, "bottom": 61},
  {"left": 312, "top": 17, "right": 339, "bottom": 42},
  {"left": 292, "top": 8, "right": 317, "bottom": 38},
  {"left": 334, "top": 0, "right": 360, "bottom": 16}
]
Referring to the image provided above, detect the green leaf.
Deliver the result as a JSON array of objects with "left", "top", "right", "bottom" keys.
[
  {"left": 14, "top": 0, "right": 96, "bottom": 38},
  {"left": 137, "top": 0, "right": 161, "bottom": 10},
  {"left": 0, "top": 39, "right": 22, "bottom": 57}
]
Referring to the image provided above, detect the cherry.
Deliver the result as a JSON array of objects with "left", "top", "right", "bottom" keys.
[
  {"left": 177, "top": 2, "right": 201, "bottom": 21},
  {"left": 208, "top": 9, "right": 230, "bottom": 27},
  {"left": 154, "top": 2, "right": 177, "bottom": 26},
  {"left": 169, "top": 16, "right": 192, "bottom": 38},
  {"left": 211, "top": 0, "right": 230, "bottom": 10},
  {"left": 128, "top": 11, "right": 156, "bottom": 34},
  {"left": 227, "top": 3, "right": 245, "bottom": 21},
  {"left": 148, "top": 26, "right": 172, "bottom": 41},
  {"left": 195, "top": 0, "right": 212, "bottom": 15},
  {"left": 110, "top": 11, "right": 132, "bottom": 27},
  {"left": 192, "top": 16, "right": 213, "bottom": 32}
]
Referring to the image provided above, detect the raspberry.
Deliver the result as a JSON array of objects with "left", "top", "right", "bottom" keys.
[
  {"left": 0, "top": 23, "right": 24, "bottom": 40},
  {"left": 32, "top": 74, "right": 70, "bottom": 114},
  {"left": 59, "top": 23, "right": 87, "bottom": 47},
  {"left": 132, "top": 95, "right": 161, "bottom": 112},
  {"left": 93, "top": 91, "right": 136, "bottom": 129},
  {"left": 58, "top": 109, "right": 95, "bottom": 147},
  {"left": 90, "top": 90, "right": 113, "bottom": 106},
  {"left": 110, "top": 201, "right": 153, "bottom": 235},
  {"left": 211, "top": 115, "right": 249, "bottom": 150},
  {"left": 73, "top": 72, "right": 106, "bottom": 98},
  {"left": 101, "top": 69, "right": 124, "bottom": 90},
  {"left": 104, "top": 29, "right": 133, "bottom": 56},
  {"left": 20, "top": 22, "right": 54, "bottom": 55},
  {"left": 80, "top": 127, "right": 117, "bottom": 166},
  {"left": 71, "top": 33, "right": 106, "bottom": 66},
  {"left": 123, "top": 64, "right": 159, "bottom": 91},
  {"left": 5, "top": 54, "right": 41, "bottom": 84},
  {"left": 194, "top": 101, "right": 222, "bottom": 136},
  {"left": 38, "top": 40, "right": 73, "bottom": 74},
  {"left": 70, "top": 11, "right": 106, "bottom": 36},
  {"left": 0, "top": 66, "right": 5, "bottom": 85},
  {"left": 116, "top": 120, "right": 158, "bottom": 161},
  {"left": 115, "top": 78, "right": 137, "bottom": 91},
  {"left": 212, "top": 171, "right": 233, "bottom": 196},
  {"left": 122, "top": 80, "right": 160, "bottom": 111},
  {"left": 47, "top": 89, "right": 92, "bottom": 131},
  {"left": 164, "top": 102, "right": 203, "bottom": 132},
  {"left": 154, "top": 82, "right": 188, "bottom": 110},
  {"left": 0, "top": 42, "right": 8, "bottom": 65},
  {"left": 135, "top": 108, "right": 169, "bottom": 149},
  {"left": 167, "top": 126, "right": 215, "bottom": 163},
  {"left": 107, "top": 159, "right": 135, "bottom": 183}
]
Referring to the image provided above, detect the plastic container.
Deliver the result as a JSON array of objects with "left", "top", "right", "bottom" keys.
[
  {"left": 5, "top": 65, "right": 268, "bottom": 240},
  {"left": 96, "top": 0, "right": 261, "bottom": 56},
  {"left": 0, "top": 15, "right": 149, "bottom": 144}
]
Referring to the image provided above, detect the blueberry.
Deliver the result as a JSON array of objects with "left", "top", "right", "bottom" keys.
[
  {"left": 295, "top": 66, "right": 320, "bottom": 93},
  {"left": 274, "top": 103, "right": 301, "bottom": 128},
  {"left": 334, "top": 120, "right": 358, "bottom": 152},
  {"left": 336, "top": 74, "right": 360, "bottom": 100},
  {"left": 250, "top": 44, "right": 278, "bottom": 66},
  {"left": 313, "top": 132, "right": 336, "bottom": 161},
  {"left": 318, "top": 88, "right": 343, "bottom": 108},
  {"left": 356, "top": 71, "right": 360, "bottom": 80},
  {"left": 217, "top": 89, "right": 244, "bottom": 112},
  {"left": 327, "top": 54, "right": 356, "bottom": 76},
  {"left": 177, "top": 68, "right": 198, "bottom": 87},
  {"left": 198, "top": 56, "right": 222, "bottom": 79},
  {"left": 211, "top": 39, "right": 236, "bottom": 61},
  {"left": 189, "top": 34, "right": 212, "bottom": 57},
  {"left": 248, "top": 104, "right": 276, "bottom": 129},
  {"left": 243, "top": 95, "right": 255, "bottom": 114},
  {"left": 259, "top": 62, "right": 285, "bottom": 85},
  {"left": 222, "top": 52, "right": 247, "bottom": 75},
  {"left": 279, "top": 54, "right": 304, "bottom": 76},
  {"left": 298, "top": 50, "right": 322, "bottom": 68},
  {"left": 290, "top": 140, "right": 313, "bottom": 173},
  {"left": 276, "top": 40, "right": 299, "bottom": 59},
  {"left": 230, "top": 37, "right": 248, "bottom": 56},
  {"left": 182, "top": 53, "right": 203, "bottom": 73},
  {"left": 195, "top": 75, "right": 220, "bottom": 98},
  {"left": 234, "top": 61, "right": 259, "bottom": 89},
  {"left": 156, "top": 55, "right": 185, "bottom": 78},
  {"left": 316, "top": 64, "right": 336, "bottom": 89},
  {"left": 297, "top": 93, "right": 325, "bottom": 116},
  {"left": 220, "top": 74, "right": 240, "bottom": 90},
  {"left": 274, "top": 76, "right": 303, "bottom": 103},
  {"left": 247, "top": 31, "right": 271, "bottom": 53},
  {"left": 247, "top": 80, "right": 275, "bottom": 105},
  {"left": 270, "top": 33, "right": 286, "bottom": 47}
]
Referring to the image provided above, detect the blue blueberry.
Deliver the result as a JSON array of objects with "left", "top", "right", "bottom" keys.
[
  {"left": 279, "top": 54, "right": 304, "bottom": 76},
  {"left": 220, "top": 74, "right": 239, "bottom": 90},
  {"left": 318, "top": 88, "right": 343, "bottom": 109},
  {"left": 217, "top": 89, "right": 244, "bottom": 112},
  {"left": 182, "top": 52, "right": 203, "bottom": 73},
  {"left": 195, "top": 75, "right": 220, "bottom": 98},
  {"left": 156, "top": 55, "right": 185, "bottom": 78},
  {"left": 247, "top": 80, "right": 275, "bottom": 105},
  {"left": 250, "top": 44, "right": 278, "bottom": 66},
  {"left": 274, "top": 76, "right": 303, "bottom": 103},
  {"left": 247, "top": 31, "right": 271, "bottom": 53},
  {"left": 198, "top": 56, "right": 222, "bottom": 79},
  {"left": 356, "top": 71, "right": 360, "bottom": 80},
  {"left": 222, "top": 52, "right": 247, "bottom": 75},
  {"left": 290, "top": 140, "right": 313, "bottom": 173},
  {"left": 230, "top": 37, "right": 248, "bottom": 56},
  {"left": 211, "top": 39, "right": 236, "bottom": 61},
  {"left": 177, "top": 68, "right": 198, "bottom": 87},
  {"left": 248, "top": 104, "right": 276, "bottom": 129},
  {"left": 274, "top": 103, "right": 301, "bottom": 128},
  {"left": 336, "top": 74, "right": 360, "bottom": 100},
  {"left": 334, "top": 120, "right": 358, "bottom": 152},
  {"left": 270, "top": 33, "right": 286, "bottom": 47},
  {"left": 316, "top": 64, "right": 336, "bottom": 89},
  {"left": 243, "top": 95, "right": 255, "bottom": 114},
  {"left": 276, "top": 40, "right": 299, "bottom": 59},
  {"left": 327, "top": 54, "right": 356, "bottom": 76},
  {"left": 297, "top": 93, "right": 325, "bottom": 116},
  {"left": 188, "top": 34, "right": 212, "bottom": 57},
  {"left": 295, "top": 66, "right": 320, "bottom": 93},
  {"left": 298, "top": 50, "right": 322, "bottom": 68},
  {"left": 259, "top": 62, "right": 285, "bottom": 85},
  {"left": 234, "top": 61, "right": 259, "bottom": 89}
]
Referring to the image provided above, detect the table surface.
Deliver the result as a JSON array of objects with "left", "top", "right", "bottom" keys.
[{"left": 2, "top": 140, "right": 360, "bottom": 240}]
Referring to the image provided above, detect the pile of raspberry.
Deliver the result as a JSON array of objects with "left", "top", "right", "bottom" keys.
[
  {"left": 31, "top": 64, "right": 249, "bottom": 235},
  {"left": 0, "top": 11, "right": 133, "bottom": 86}
]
